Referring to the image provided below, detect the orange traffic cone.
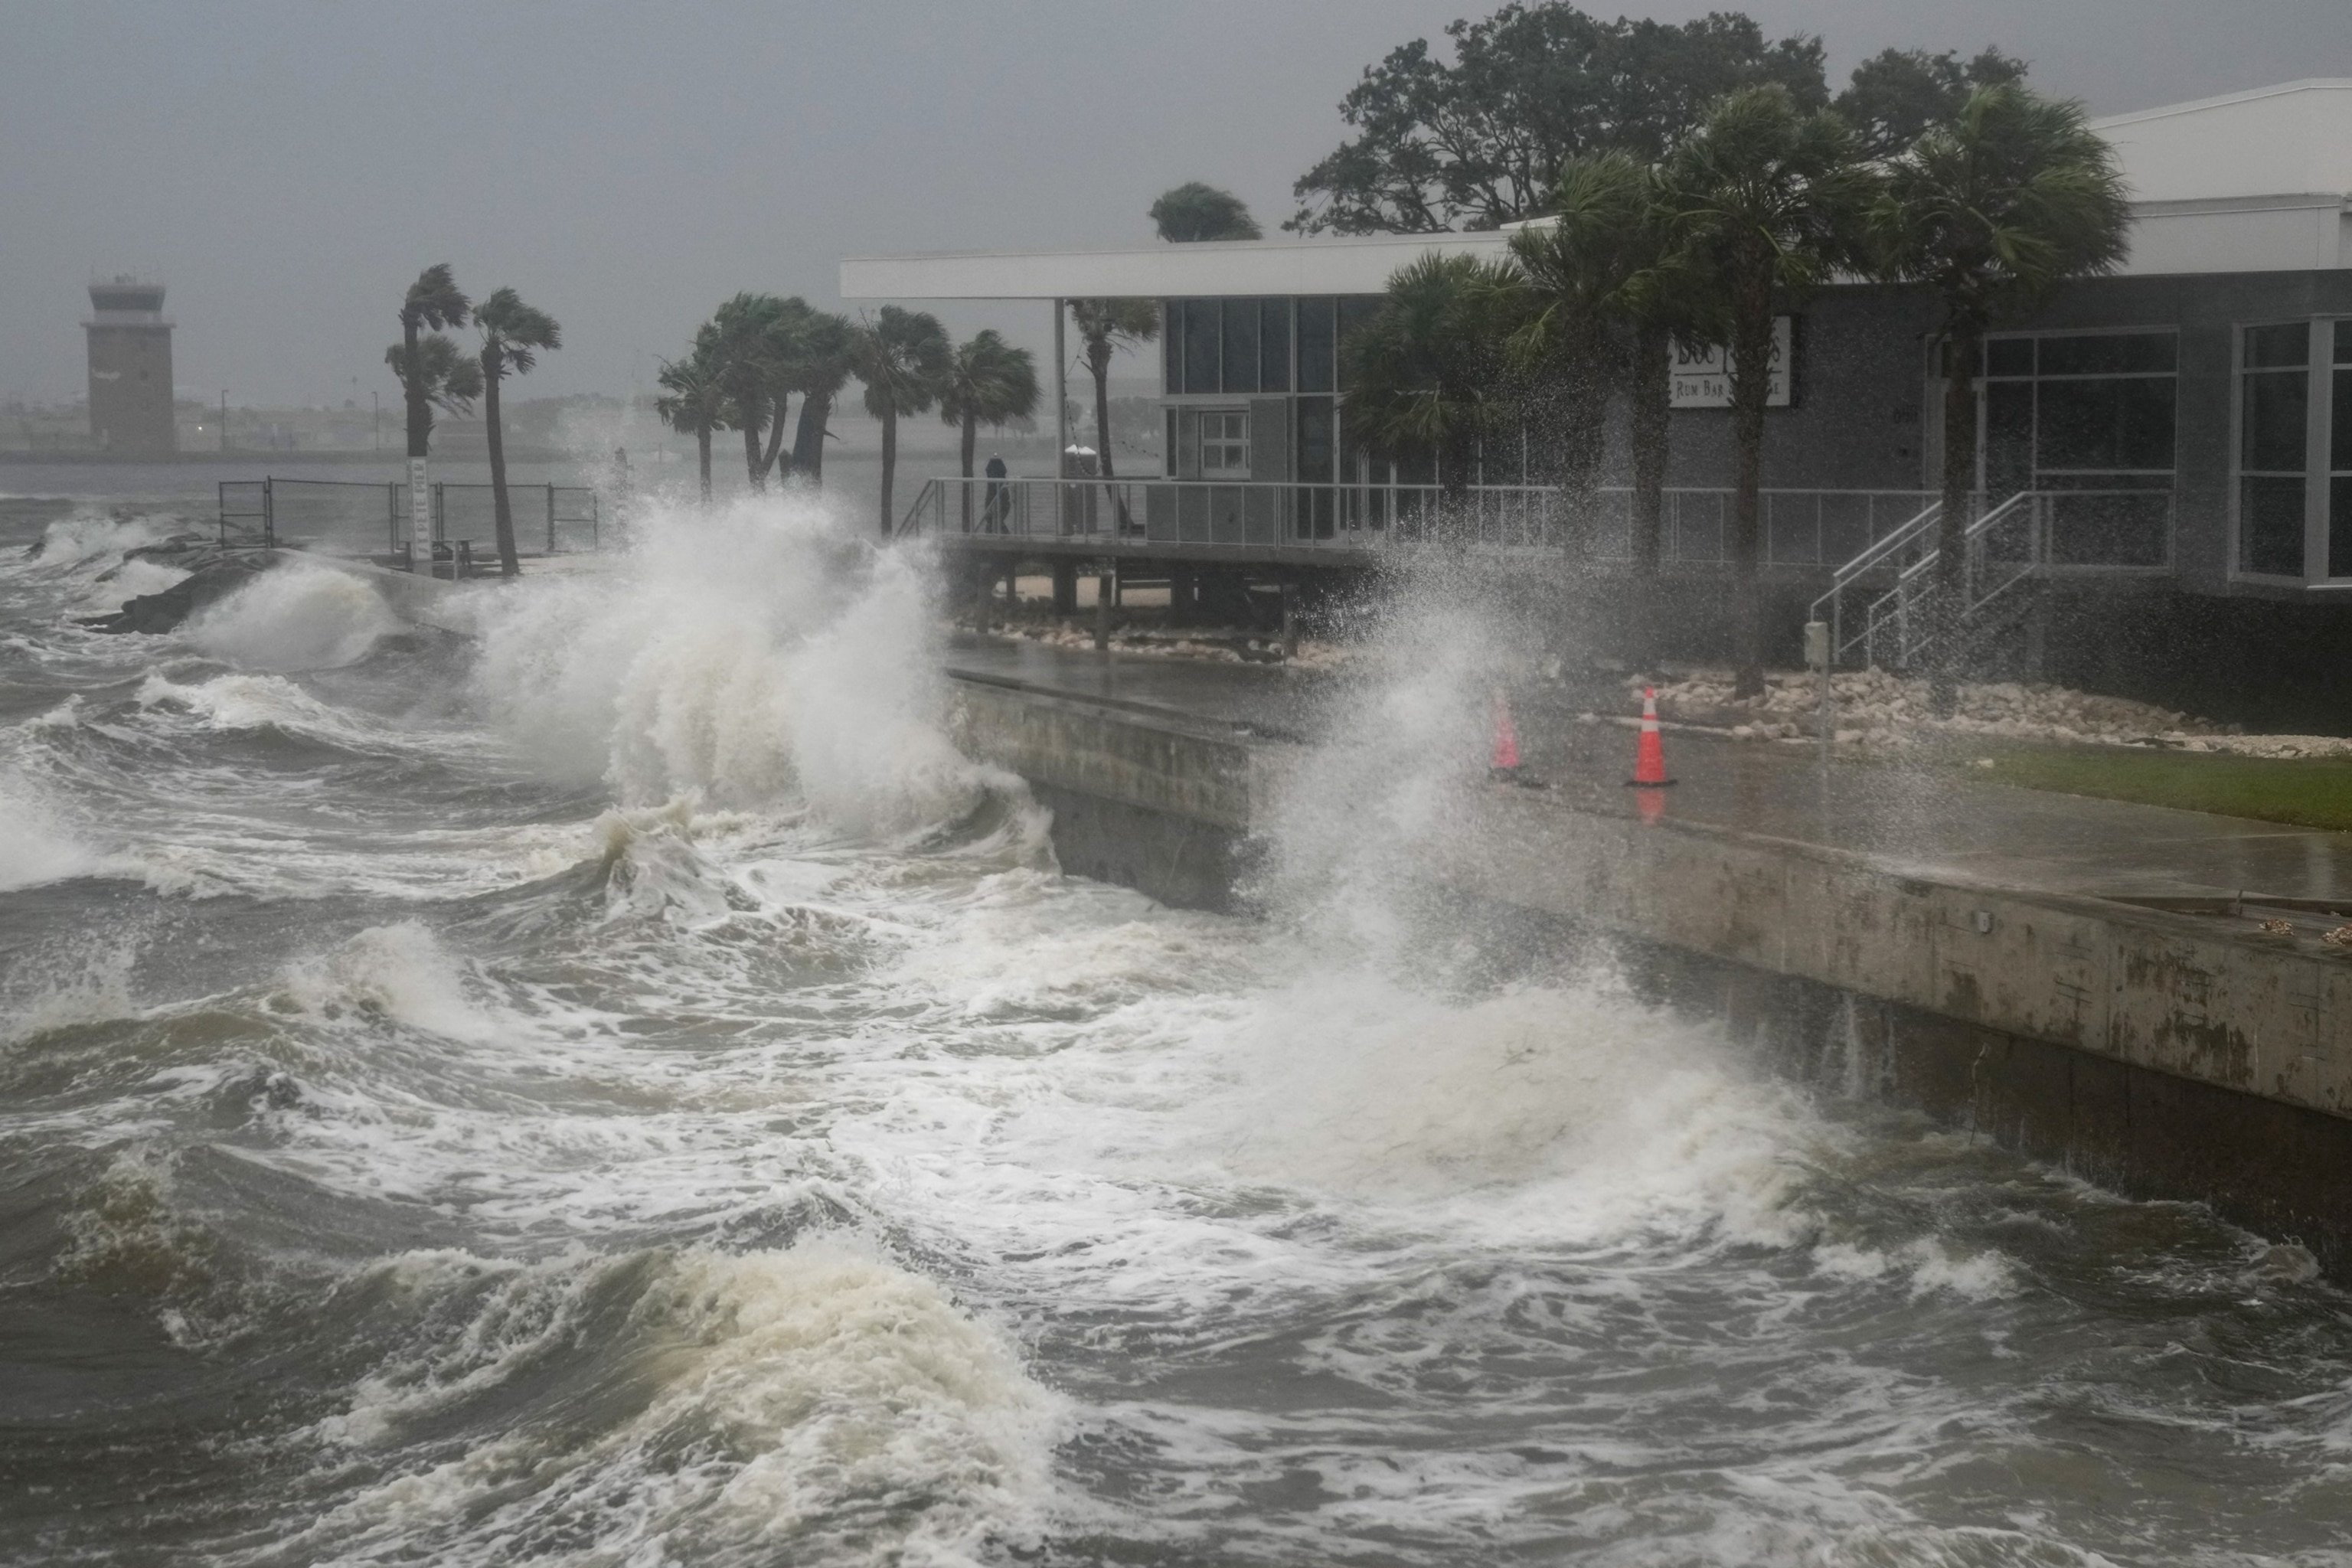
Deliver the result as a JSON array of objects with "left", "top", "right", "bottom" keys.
[
  {"left": 1489, "top": 690, "right": 1522, "bottom": 779},
  {"left": 1628, "top": 685, "right": 1675, "bottom": 788}
]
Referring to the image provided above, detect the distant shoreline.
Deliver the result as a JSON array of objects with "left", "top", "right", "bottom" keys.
[{"left": 0, "top": 447, "right": 579, "bottom": 466}]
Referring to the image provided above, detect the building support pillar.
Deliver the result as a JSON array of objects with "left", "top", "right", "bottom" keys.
[
  {"left": 1052, "top": 557, "right": 1079, "bottom": 616},
  {"left": 1095, "top": 564, "right": 1114, "bottom": 652}
]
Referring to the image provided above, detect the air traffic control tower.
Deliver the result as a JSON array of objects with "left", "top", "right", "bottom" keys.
[{"left": 84, "top": 277, "right": 175, "bottom": 455}]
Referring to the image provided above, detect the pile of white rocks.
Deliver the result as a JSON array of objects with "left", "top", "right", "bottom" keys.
[
  {"left": 962, "top": 617, "right": 1357, "bottom": 670},
  {"left": 1641, "top": 668, "right": 2352, "bottom": 758}
]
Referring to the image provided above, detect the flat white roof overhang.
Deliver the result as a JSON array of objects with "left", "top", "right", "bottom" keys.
[{"left": 839, "top": 230, "right": 1514, "bottom": 301}]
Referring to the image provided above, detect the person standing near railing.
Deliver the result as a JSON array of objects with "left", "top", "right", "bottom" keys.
[{"left": 982, "top": 452, "right": 1008, "bottom": 534}]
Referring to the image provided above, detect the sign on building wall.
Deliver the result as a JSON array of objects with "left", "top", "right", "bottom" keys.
[{"left": 1671, "top": 317, "right": 1793, "bottom": 408}]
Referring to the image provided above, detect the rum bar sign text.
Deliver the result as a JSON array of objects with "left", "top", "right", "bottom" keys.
[{"left": 1671, "top": 317, "right": 1793, "bottom": 408}]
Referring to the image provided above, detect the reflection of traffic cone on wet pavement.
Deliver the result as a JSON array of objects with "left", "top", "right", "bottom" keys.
[
  {"left": 1628, "top": 686, "right": 1675, "bottom": 788},
  {"left": 1489, "top": 690, "right": 1522, "bottom": 780}
]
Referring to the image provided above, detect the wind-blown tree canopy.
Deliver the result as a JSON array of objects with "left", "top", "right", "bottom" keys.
[
  {"left": 784, "top": 309, "right": 854, "bottom": 485},
  {"left": 1289, "top": 2, "right": 1826, "bottom": 234},
  {"left": 395, "top": 264, "right": 470, "bottom": 462},
  {"left": 1665, "top": 83, "right": 1877, "bottom": 696},
  {"left": 1870, "top": 80, "right": 2129, "bottom": 706},
  {"left": 655, "top": 327, "right": 731, "bottom": 503},
  {"left": 1343, "top": 251, "right": 1527, "bottom": 502},
  {"left": 851, "top": 306, "right": 952, "bottom": 539},
  {"left": 1067, "top": 299, "right": 1159, "bottom": 481},
  {"left": 384, "top": 332, "right": 483, "bottom": 449},
  {"left": 1835, "top": 46, "right": 2029, "bottom": 157},
  {"left": 706, "top": 292, "right": 802, "bottom": 492},
  {"left": 474, "top": 287, "right": 562, "bottom": 577},
  {"left": 939, "top": 330, "right": 1040, "bottom": 529},
  {"left": 1150, "top": 182, "right": 1263, "bottom": 242}
]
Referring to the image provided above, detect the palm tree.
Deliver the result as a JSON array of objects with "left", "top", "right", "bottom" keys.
[
  {"left": 785, "top": 310, "right": 854, "bottom": 486},
  {"left": 1504, "top": 154, "right": 1652, "bottom": 547},
  {"left": 939, "top": 330, "right": 1040, "bottom": 530},
  {"left": 1067, "top": 299, "right": 1158, "bottom": 480},
  {"left": 1343, "top": 252, "right": 1524, "bottom": 508},
  {"left": 1666, "top": 85, "right": 1877, "bottom": 697},
  {"left": 394, "top": 264, "right": 469, "bottom": 566},
  {"left": 850, "top": 306, "right": 952, "bottom": 538},
  {"left": 384, "top": 332, "right": 482, "bottom": 566},
  {"left": 708, "top": 292, "right": 793, "bottom": 492},
  {"left": 1872, "top": 81, "right": 2130, "bottom": 708},
  {"left": 1151, "top": 182, "right": 1263, "bottom": 242},
  {"left": 473, "top": 287, "right": 561, "bottom": 577},
  {"left": 655, "top": 328, "right": 731, "bottom": 503}
]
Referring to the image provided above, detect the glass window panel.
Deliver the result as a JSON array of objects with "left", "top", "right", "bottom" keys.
[
  {"left": 2239, "top": 475, "right": 2306, "bottom": 575},
  {"left": 2245, "top": 322, "right": 2310, "bottom": 369},
  {"left": 1260, "top": 299, "right": 1292, "bottom": 393},
  {"left": 2334, "top": 367, "right": 2352, "bottom": 471},
  {"left": 2332, "top": 476, "right": 2352, "bottom": 577},
  {"left": 1200, "top": 410, "right": 1250, "bottom": 476},
  {"left": 2048, "top": 492, "right": 2169, "bottom": 567},
  {"left": 1986, "top": 338, "right": 2033, "bottom": 377},
  {"left": 1165, "top": 407, "right": 1178, "bottom": 477},
  {"left": 1162, "top": 303, "right": 1182, "bottom": 394},
  {"left": 2337, "top": 318, "right": 2352, "bottom": 364},
  {"left": 1294, "top": 396, "right": 1334, "bottom": 483},
  {"left": 1335, "top": 297, "right": 1382, "bottom": 391},
  {"left": 1296, "top": 297, "right": 1334, "bottom": 395},
  {"left": 1182, "top": 300, "right": 1220, "bottom": 397},
  {"left": 1985, "top": 381, "right": 2034, "bottom": 492},
  {"left": 2037, "top": 332, "right": 2176, "bottom": 376},
  {"left": 1222, "top": 300, "right": 1259, "bottom": 395},
  {"left": 2241, "top": 369, "right": 2308, "bottom": 472},
  {"left": 2037, "top": 378, "right": 2176, "bottom": 470}
]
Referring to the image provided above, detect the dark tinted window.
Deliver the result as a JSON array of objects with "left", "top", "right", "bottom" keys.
[
  {"left": 1259, "top": 299, "right": 1292, "bottom": 392},
  {"left": 2337, "top": 318, "right": 2352, "bottom": 364},
  {"left": 1296, "top": 297, "right": 1334, "bottom": 394},
  {"left": 1295, "top": 396, "right": 1334, "bottom": 482},
  {"left": 2039, "top": 378, "right": 2176, "bottom": 470},
  {"left": 2038, "top": 333, "right": 2175, "bottom": 376},
  {"left": 1986, "top": 338, "right": 2034, "bottom": 377},
  {"left": 2335, "top": 367, "right": 2352, "bottom": 470},
  {"left": 1222, "top": 299, "right": 1259, "bottom": 395},
  {"left": 2246, "top": 322, "right": 2310, "bottom": 369},
  {"left": 1182, "top": 300, "right": 1220, "bottom": 397},
  {"left": 2241, "top": 476, "right": 2306, "bottom": 574},
  {"left": 2332, "top": 477, "right": 2352, "bottom": 577},
  {"left": 1335, "top": 297, "right": 1383, "bottom": 391},
  {"left": 2242, "top": 368, "right": 2308, "bottom": 472},
  {"left": 1162, "top": 302, "right": 1182, "bottom": 394}
]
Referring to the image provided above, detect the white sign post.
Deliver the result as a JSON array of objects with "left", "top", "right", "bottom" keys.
[
  {"left": 407, "top": 456, "right": 430, "bottom": 573},
  {"left": 1671, "top": 317, "right": 1794, "bottom": 409}
]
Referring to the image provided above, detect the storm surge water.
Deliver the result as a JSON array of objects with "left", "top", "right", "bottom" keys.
[{"left": 5, "top": 488, "right": 2352, "bottom": 1566}]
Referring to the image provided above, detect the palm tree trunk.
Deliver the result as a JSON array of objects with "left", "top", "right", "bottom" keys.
[
  {"left": 1629, "top": 322, "right": 1672, "bottom": 673},
  {"left": 743, "top": 419, "right": 766, "bottom": 493},
  {"left": 960, "top": 411, "right": 977, "bottom": 532},
  {"left": 697, "top": 429, "right": 713, "bottom": 503},
  {"left": 878, "top": 408, "right": 897, "bottom": 540},
  {"left": 1930, "top": 325, "right": 1981, "bottom": 715},
  {"left": 1090, "top": 351, "right": 1116, "bottom": 479},
  {"left": 485, "top": 364, "right": 520, "bottom": 577},
  {"left": 401, "top": 315, "right": 427, "bottom": 459},
  {"left": 792, "top": 392, "right": 831, "bottom": 485},
  {"left": 1728, "top": 294, "right": 1773, "bottom": 699},
  {"left": 760, "top": 403, "right": 791, "bottom": 482}
]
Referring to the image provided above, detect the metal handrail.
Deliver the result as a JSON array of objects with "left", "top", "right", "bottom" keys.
[{"left": 897, "top": 474, "right": 1939, "bottom": 567}]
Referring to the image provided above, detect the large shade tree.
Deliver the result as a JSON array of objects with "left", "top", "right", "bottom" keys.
[
  {"left": 1835, "top": 46, "right": 2029, "bottom": 156},
  {"left": 850, "top": 306, "right": 952, "bottom": 538},
  {"left": 1150, "top": 182, "right": 1263, "bottom": 241},
  {"left": 473, "top": 287, "right": 561, "bottom": 577},
  {"left": 1343, "top": 251, "right": 1525, "bottom": 509},
  {"left": 939, "top": 330, "right": 1040, "bottom": 529},
  {"left": 1665, "top": 83, "right": 1877, "bottom": 697},
  {"left": 1289, "top": 2, "right": 1826, "bottom": 234},
  {"left": 1871, "top": 80, "right": 2130, "bottom": 705},
  {"left": 655, "top": 327, "right": 731, "bottom": 503}
]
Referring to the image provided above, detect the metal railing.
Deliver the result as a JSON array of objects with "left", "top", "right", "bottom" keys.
[
  {"left": 898, "top": 475, "right": 1940, "bottom": 568},
  {"left": 1809, "top": 489, "right": 2176, "bottom": 670},
  {"left": 215, "top": 478, "right": 600, "bottom": 559}
]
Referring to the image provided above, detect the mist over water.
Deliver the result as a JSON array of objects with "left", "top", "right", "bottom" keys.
[{"left": 5, "top": 484, "right": 2352, "bottom": 1566}]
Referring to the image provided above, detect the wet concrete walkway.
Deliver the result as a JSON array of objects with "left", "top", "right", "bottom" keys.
[{"left": 946, "top": 635, "right": 2352, "bottom": 908}]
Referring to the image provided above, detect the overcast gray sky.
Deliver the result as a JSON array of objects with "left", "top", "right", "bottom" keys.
[{"left": 3, "top": 0, "right": 2346, "bottom": 408}]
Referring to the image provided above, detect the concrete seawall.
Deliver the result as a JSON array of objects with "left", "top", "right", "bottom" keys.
[{"left": 949, "top": 669, "right": 2352, "bottom": 1269}]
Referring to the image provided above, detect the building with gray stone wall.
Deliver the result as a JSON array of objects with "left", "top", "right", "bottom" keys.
[{"left": 84, "top": 277, "right": 175, "bottom": 456}]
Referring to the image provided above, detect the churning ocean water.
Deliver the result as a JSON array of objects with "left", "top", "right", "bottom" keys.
[{"left": 4, "top": 486, "right": 2352, "bottom": 1567}]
